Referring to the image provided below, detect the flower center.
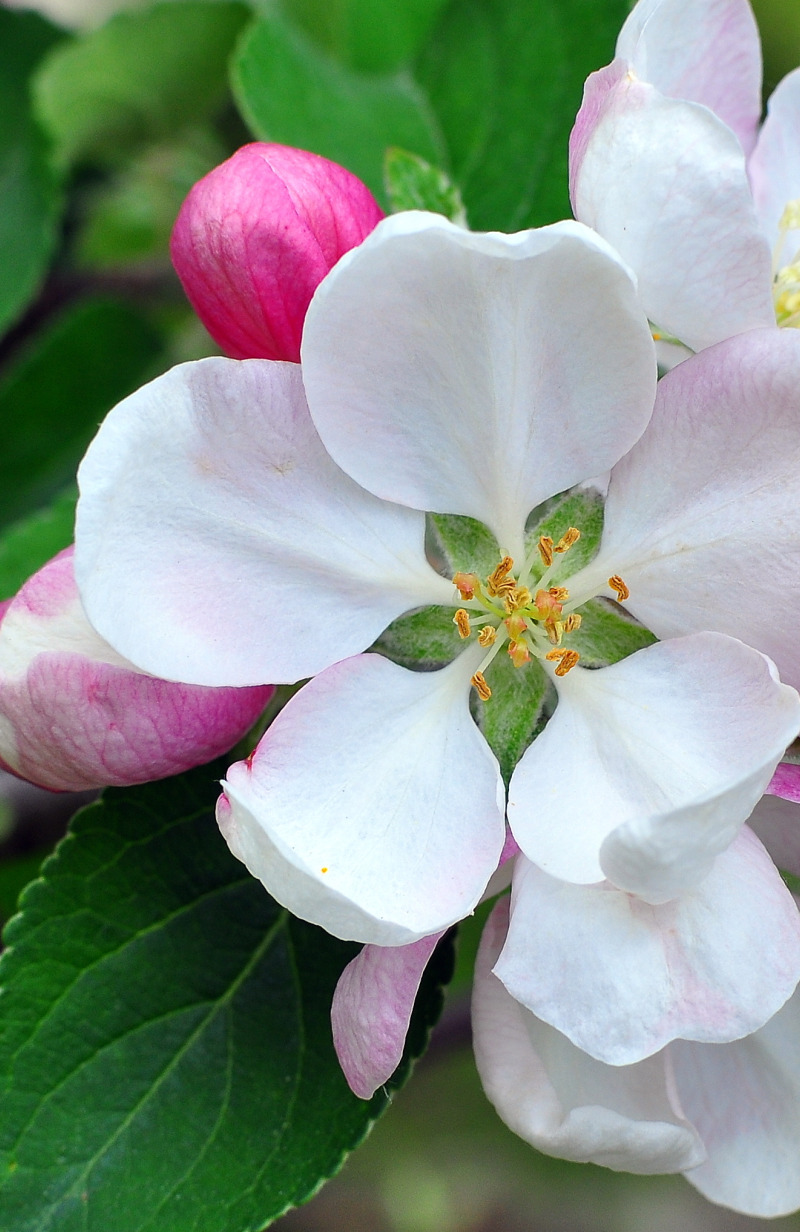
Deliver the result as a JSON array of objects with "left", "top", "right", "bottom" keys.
[
  {"left": 450, "top": 528, "right": 630, "bottom": 700},
  {"left": 773, "top": 199, "right": 800, "bottom": 329}
]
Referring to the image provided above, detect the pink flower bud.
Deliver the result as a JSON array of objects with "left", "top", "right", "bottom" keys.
[
  {"left": 170, "top": 143, "right": 384, "bottom": 362},
  {"left": 0, "top": 548, "right": 272, "bottom": 791}
]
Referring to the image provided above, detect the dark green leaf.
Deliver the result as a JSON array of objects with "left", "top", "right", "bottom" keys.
[
  {"left": 278, "top": 0, "right": 449, "bottom": 72},
  {"left": 0, "top": 11, "right": 65, "bottom": 336},
  {"left": 33, "top": 3, "right": 250, "bottom": 168},
  {"left": 0, "top": 763, "right": 450, "bottom": 1231},
  {"left": 0, "top": 488, "right": 76, "bottom": 602},
  {"left": 384, "top": 147, "right": 467, "bottom": 221},
  {"left": 416, "top": 0, "right": 629, "bottom": 230},
  {"left": 0, "top": 298, "right": 162, "bottom": 528},
  {"left": 233, "top": 14, "right": 444, "bottom": 203}
]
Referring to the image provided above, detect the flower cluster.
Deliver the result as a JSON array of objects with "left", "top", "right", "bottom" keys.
[{"left": 4, "top": 0, "right": 800, "bottom": 1219}]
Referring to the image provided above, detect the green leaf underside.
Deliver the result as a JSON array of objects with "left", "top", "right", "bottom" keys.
[
  {"left": 0, "top": 488, "right": 76, "bottom": 602},
  {"left": 0, "top": 11, "right": 65, "bottom": 337},
  {"left": 0, "top": 764, "right": 451, "bottom": 1232},
  {"left": 232, "top": 14, "right": 444, "bottom": 204},
  {"left": 277, "top": 0, "right": 450, "bottom": 74},
  {"left": 415, "top": 0, "right": 629, "bottom": 231},
  {"left": 33, "top": 3, "right": 250, "bottom": 168},
  {"left": 384, "top": 147, "right": 467, "bottom": 222},
  {"left": 0, "top": 298, "right": 162, "bottom": 530}
]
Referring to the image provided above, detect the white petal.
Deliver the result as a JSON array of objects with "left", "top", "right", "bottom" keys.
[
  {"left": 75, "top": 358, "right": 452, "bottom": 686},
  {"left": 495, "top": 830, "right": 800, "bottom": 1065},
  {"left": 302, "top": 212, "right": 656, "bottom": 560},
  {"left": 616, "top": 0, "right": 762, "bottom": 154},
  {"left": 217, "top": 650, "right": 505, "bottom": 945},
  {"left": 570, "top": 69, "right": 774, "bottom": 352},
  {"left": 508, "top": 633, "right": 799, "bottom": 891},
  {"left": 472, "top": 898, "right": 705, "bottom": 1171},
  {"left": 572, "top": 330, "right": 800, "bottom": 690},
  {"left": 748, "top": 67, "right": 800, "bottom": 255},
  {"left": 674, "top": 988, "right": 800, "bottom": 1217},
  {"left": 748, "top": 789, "right": 800, "bottom": 878}
]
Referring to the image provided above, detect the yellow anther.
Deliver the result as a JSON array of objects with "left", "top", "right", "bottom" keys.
[
  {"left": 453, "top": 571, "right": 479, "bottom": 600},
  {"left": 608, "top": 575, "right": 630, "bottom": 602},
  {"left": 453, "top": 608, "right": 472, "bottom": 639},
  {"left": 471, "top": 670, "right": 492, "bottom": 701},
  {"left": 548, "top": 586, "right": 570, "bottom": 604},
  {"left": 564, "top": 612, "right": 582, "bottom": 633},
  {"left": 504, "top": 585, "right": 531, "bottom": 613},
  {"left": 478, "top": 625, "right": 497, "bottom": 647},
  {"left": 538, "top": 536, "right": 554, "bottom": 567},
  {"left": 554, "top": 527, "right": 581, "bottom": 554},
  {"left": 487, "top": 556, "right": 515, "bottom": 596},
  {"left": 546, "top": 648, "right": 580, "bottom": 676},
  {"left": 508, "top": 639, "right": 530, "bottom": 669},
  {"left": 544, "top": 618, "right": 563, "bottom": 645}
]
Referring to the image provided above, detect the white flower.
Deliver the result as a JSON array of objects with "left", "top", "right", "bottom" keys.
[
  {"left": 570, "top": 0, "right": 800, "bottom": 353},
  {"left": 74, "top": 212, "right": 800, "bottom": 1012}
]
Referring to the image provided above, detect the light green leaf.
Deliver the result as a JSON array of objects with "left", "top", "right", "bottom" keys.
[
  {"left": 278, "top": 0, "right": 449, "bottom": 72},
  {"left": 233, "top": 14, "right": 444, "bottom": 203},
  {"left": 523, "top": 487, "right": 605, "bottom": 584},
  {"left": 0, "top": 298, "right": 162, "bottom": 529},
  {"left": 427, "top": 512, "right": 501, "bottom": 579},
  {"left": 0, "top": 11, "right": 65, "bottom": 336},
  {"left": 33, "top": 2, "right": 250, "bottom": 168},
  {"left": 416, "top": 0, "right": 629, "bottom": 230},
  {"left": 0, "top": 487, "right": 76, "bottom": 602},
  {"left": 567, "top": 597, "right": 657, "bottom": 667},
  {"left": 385, "top": 147, "right": 467, "bottom": 221},
  {"left": 0, "top": 762, "right": 453, "bottom": 1232},
  {"left": 372, "top": 604, "right": 462, "bottom": 669},
  {"left": 477, "top": 651, "right": 553, "bottom": 786}
]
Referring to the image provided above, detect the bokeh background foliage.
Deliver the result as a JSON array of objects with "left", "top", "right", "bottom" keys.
[{"left": 0, "top": 0, "right": 798, "bottom": 1229}]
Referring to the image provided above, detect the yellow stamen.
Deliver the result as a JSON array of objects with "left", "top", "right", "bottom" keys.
[
  {"left": 554, "top": 527, "right": 581, "bottom": 554},
  {"left": 471, "top": 670, "right": 492, "bottom": 701},
  {"left": 453, "top": 571, "right": 479, "bottom": 600},
  {"left": 486, "top": 556, "right": 515, "bottom": 597},
  {"left": 564, "top": 612, "right": 582, "bottom": 633},
  {"left": 538, "top": 536, "right": 554, "bottom": 567},
  {"left": 453, "top": 608, "right": 471, "bottom": 639},
  {"left": 548, "top": 586, "right": 570, "bottom": 603},
  {"left": 505, "top": 612, "right": 527, "bottom": 638},
  {"left": 608, "top": 575, "right": 630, "bottom": 602},
  {"left": 478, "top": 625, "right": 497, "bottom": 647},
  {"left": 546, "top": 648, "right": 580, "bottom": 676},
  {"left": 504, "top": 585, "right": 531, "bottom": 613}
]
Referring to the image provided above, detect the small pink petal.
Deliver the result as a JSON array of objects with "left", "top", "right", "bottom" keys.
[
  {"left": 331, "top": 931, "right": 443, "bottom": 1099},
  {"left": 171, "top": 143, "right": 383, "bottom": 361}
]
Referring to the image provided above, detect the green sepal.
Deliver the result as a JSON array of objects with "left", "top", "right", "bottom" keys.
[
  {"left": 384, "top": 147, "right": 467, "bottom": 222},
  {"left": 427, "top": 512, "right": 500, "bottom": 578},
  {"left": 477, "top": 652, "right": 553, "bottom": 786},
  {"left": 0, "top": 763, "right": 453, "bottom": 1232},
  {"left": 567, "top": 597, "right": 657, "bottom": 667},
  {"left": 371, "top": 605, "right": 462, "bottom": 669},
  {"left": 523, "top": 486, "right": 605, "bottom": 583}
]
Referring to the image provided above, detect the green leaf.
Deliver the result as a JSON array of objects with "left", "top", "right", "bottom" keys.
[
  {"left": 567, "top": 597, "right": 657, "bottom": 667},
  {"left": 372, "top": 604, "right": 462, "bottom": 669},
  {"left": 427, "top": 512, "right": 500, "bottom": 579},
  {"left": 233, "top": 14, "right": 444, "bottom": 203},
  {"left": 384, "top": 147, "right": 467, "bottom": 221},
  {"left": 416, "top": 0, "right": 629, "bottom": 230},
  {"left": 0, "top": 488, "right": 76, "bottom": 602},
  {"left": 278, "top": 0, "right": 449, "bottom": 73},
  {"left": 523, "top": 487, "right": 605, "bottom": 584},
  {"left": 0, "top": 763, "right": 452, "bottom": 1231},
  {"left": 0, "top": 298, "right": 162, "bottom": 529},
  {"left": 0, "top": 11, "right": 65, "bottom": 337},
  {"left": 33, "top": 2, "right": 250, "bottom": 168},
  {"left": 477, "top": 652, "right": 553, "bottom": 786}
]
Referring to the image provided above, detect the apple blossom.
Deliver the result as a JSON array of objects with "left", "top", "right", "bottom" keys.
[
  {"left": 569, "top": 0, "right": 800, "bottom": 354},
  {"left": 170, "top": 143, "right": 384, "bottom": 363},
  {"left": 0, "top": 547, "right": 271, "bottom": 791}
]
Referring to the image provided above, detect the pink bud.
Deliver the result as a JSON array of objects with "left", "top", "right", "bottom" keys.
[
  {"left": 0, "top": 548, "right": 272, "bottom": 791},
  {"left": 170, "top": 143, "right": 384, "bottom": 362}
]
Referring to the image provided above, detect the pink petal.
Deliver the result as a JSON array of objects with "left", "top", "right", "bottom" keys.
[
  {"left": 331, "top": 931, "right": 443, "bottom": 1099},
  {"left": 0, "top": 549, "right": 271, "bottom": 791}
]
